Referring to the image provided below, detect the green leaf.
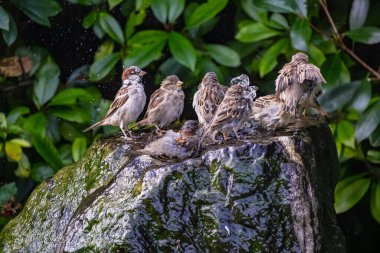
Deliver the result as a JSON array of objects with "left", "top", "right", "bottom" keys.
[
  {"left": 58, "top": 144, "right": 73, "bottom": 165},
  {"left": 320, "top": 54, "right": 350, "bottom": 87},
  {"left": 349, "top": 0, "right": 369, "bottom": 30},
  {"left": 15, "top": 46, "right": 47, "bottom": 75},
  {"left": 125, "top": 9, "right": 146, "bottom": 39},
  {"left": 67, "top": 0, "right": 102, "bottom": 6},
  {"left": 12, "top": 0, "right": 62, "bottom": 27},
  {"left": 82, "top": 11, "right": 98, "bottom": 29},
  {"left": 267, "top": 13, "right": 289, "bottom": 30},
  {"left": 50, "top": 106, "right": 91, "bottom": 124},
  {"left": 108, "top": 0, "right": 123, "bottom": 9},
  {"left": 93, "top": 22, "right": 105, "bottom": 39},
  {"left": 351, "top": 79, "right": 371, "bottom": 113},
  {"left": 5, "top": 141, "right": 22, "bottom": 161},
  {"left": 72, "top": 137, "right": 87, "bottom": 162},
  {"left": 2, "top": 13, "right": 17, "bottom": 46},
  {"left": 128, "top": 30, "right": 169, "bottom": 45},
  {"left": 151, "top": 0, "right": 184, "bottom": 24},
  {"left": 370, "top": 182, "right": 380, "bottom": 223},
  {"left": 307, "top": 44, "right": 325, "bottom": 67},
  {"left": 30, "top": 134, "right": 63, "bottom": 170},
  {"left": 98, "top": 12, "right": 125, "bottom": 44},
  {"left": 240, "top": 0, "right": 267, "bottom": 22},
  {"left": 168, "top": 0, "right": 184, "bottom": 23},
  {"left": 23, "top": 112, "right": 46, "bottom": 136},
  {"left": 0, "top": 182, "right": 17, "bottom": 204},
  {"left": 235, "top": 22, "right": 281, "bottom": 43},
  {"left": 94, "top": 41, "right": 114, "bottom": 61},
  {"left": 345, "top": 26, "right": 380, "bottom": 45},
  {"left": 205, "top": 44, "right": 241, "bottom": 67},
  {"left": 0, "top": 6, "right": 10, "bottom": 31},
  {"left": 318, "top": 82, "right": 360, "bottom": 112},
  {"left": 367, "top": 150, "right": 380, "bottom": 164},
  {"left": 168, "top": 32, "right": 197, "bottom": 71},
  {"left": 7, "top": 106, "right": 29, "bottom": 125},
  {"left": 33, "top": 59, "right": 60, "bottom": 108},
  {"left": 337, "top": 120, "right": 355, "bottom": 149},
  {"left": 89, "top": 52, "right": 120, "bottom": 82},
  {"left": 259, "top": 38, "right": 289, "bottom": 77},
  {"left": 355, "top": 101, "right": 380, "bottom": 142},
  {"left": 369, "top": 126, "right": 380, "bottom": 147},
  {"left": 50, "top": 88, "right": 99, "bottom": 106},
  {"left": 9, "top": 138, "right": 31, "bottom": 148},
  {"left": 16, "top": 153, "right": 30, "bottom": 178},
  {"left": 60, "top": 122, "right": 86, "bottom": 142},
  {"left": 253, "top": 0, "right": 307, "bottom": 17},
  {"left": 290, "top": 18, "right": 311, "bottom": 51},
  {"left": 0, "top": 113, "right": 7, "bottom": 139},
  {"left": 186, "top": 0, "right": 228, "bottom": 28},
  {"left": 124, "top": 40, "right": 166, "bottom": 68},
  {"left": 31, "top": 163, "right": 54, "bottom": 182},
  {"left": 335, "top": 175, "right": 371, "bottom": 213}
]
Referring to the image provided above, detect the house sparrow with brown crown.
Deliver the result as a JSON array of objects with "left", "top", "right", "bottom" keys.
[
  {"left": 201, "top": 74, "right": 258, "bottom": 142},
  {"left": 275, "top": 52, "right": 327, "bottom": 117},
  {"left": 83, "top": 66, "right": 147, "bottom": 139},
  {"left": 193, "top": 72, "right": 227, "bottom": 128},
  {"left": 251, "top": 95, "right": 293, "bottom": 130},
  {"left": 141, "top": 120, "right": 200, "bottom": 160},
  {"left": 137, "top": 75, "right": 185, "bottom": 130}
]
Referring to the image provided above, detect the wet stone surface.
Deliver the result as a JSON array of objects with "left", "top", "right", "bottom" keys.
[{"left": 0, "top": 123, "right": 345, "bottom": 252}]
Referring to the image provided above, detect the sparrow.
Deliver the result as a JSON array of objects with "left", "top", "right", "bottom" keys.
[
  {"left": 193, "top": 72, "right": 227, "bottom": 128},
  {"left": 141, "top": 120, "right": 200, "bottom": 160},
  {"left": 137, "top": 75, "right": 185, "bottom": 130},
  {"left": 251, "top": 95, "right": 293, "bottom": 130},
  {"left": 83, "top": 66, "right": 147, "bottom": 139},
  {"left": 275, "top": 52, "right": 327, "bottom": 117},
  {"left": 201, "top": 74, "right": 258, "bottom": 142}
]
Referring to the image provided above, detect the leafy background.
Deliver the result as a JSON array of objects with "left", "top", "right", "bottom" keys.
[{"left": 0, "top": 0, "right": 380, "bottom": 251}]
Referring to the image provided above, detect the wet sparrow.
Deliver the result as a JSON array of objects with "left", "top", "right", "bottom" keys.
[
  {"left": 137, "top": 75, "right": 185, "bottom": 130},
  {"left": 193, "top": 72, "right": 227, "bottom": 128},
  {"left": 275, "top": 52, "right": 327, "bottom": 117},
  {"left": 202, "top": 74, "right": 258, "bottom": 142},
  {"left": 142, "top": 120, "right": 200, "bottom": 160},
  {"left": 83, "top": 66, "right": 147, "bottom": 139}
]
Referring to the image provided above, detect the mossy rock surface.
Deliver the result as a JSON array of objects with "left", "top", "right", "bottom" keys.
[{"left": 0, "top": 123, "right": 345, "bottom": 252}]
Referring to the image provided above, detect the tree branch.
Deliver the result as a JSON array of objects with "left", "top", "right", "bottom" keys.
[{"left": 319, "top": 0, "right": 380, "bottom": 80}]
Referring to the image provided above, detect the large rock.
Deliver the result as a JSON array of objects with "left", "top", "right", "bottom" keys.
[{"left": 0, "top": 122, "right": 345, "bottom": 252}]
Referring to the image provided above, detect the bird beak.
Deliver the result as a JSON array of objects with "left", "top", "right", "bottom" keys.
[
  {"left": 139, "top": 70, "right": 147, "bottom": 77},
  {"left": 176, "top": 81, "right": 183, "bottom": 88}
]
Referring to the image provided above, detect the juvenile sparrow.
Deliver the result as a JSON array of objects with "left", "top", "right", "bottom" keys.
[
  {"left": 275, "top": 52, "right": 327, "bottom": 117},
  {"left": 193, "top": 72, "right": 227, "bottom": 128},
  {"left": 141, "top": 120, "right": 200, "bottom": 160},
  {"left": 83, "top": 66, "right": 147, "bottom": 139},
  {"left": 251, "top": 95, "right": 293, "bottom": 130},
  {"left": 202, "top": 74, "right": 258, "bottom": 142},
  {"left": 137, "top": 75, "right": 185, "bottom": 130}
]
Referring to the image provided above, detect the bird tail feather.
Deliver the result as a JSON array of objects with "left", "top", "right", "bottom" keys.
[{"left": 83, "top": 120, "right": 105, "bottom": 132}]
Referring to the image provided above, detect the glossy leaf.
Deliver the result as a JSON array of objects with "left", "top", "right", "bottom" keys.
[
  {"left": 267, "top": 13, "right": 289, "bottom": 30},
  {"left": 108, "top": 0, "right": 123, "bottom": 9},
  {"left": 60, "top": 122, "right": 86, "bottom": 142},
  {"left": 0, "top": 182, "right": 17, "bottom": 204},
  {"left": 351, "top": 79, "right": 371, "bottom": 112},
  {"left": 94, "top": 41, "right": 114, "bottom": 61},
  {"left": 89, "top": 52, "right": 119, "bottom": 82},
  {"left": 50, "top": 106, "right": 91, "bottom": 124},
  {"left": 307, "top": 44, "right": 326, "bottom": 67},
  {"left": 59, "top": 144, "right": 73, "bottom": 165},
  {"left": 151, "top": 0, "right": 184, "bottom": 24},
  {"left": 253, "top": 0, "right": 307, "bottom": 17},
  {"left": 186, "top": 0, "right": 228, "bottom": 28},
  {"left": 7, "top": 106, "right": 29, "bottom": 125},
  {"left": 367, "top": 150, "right": 380, "bottom": 164},
  {"left": 370, "top": 182, "right": 380, "bottom": 223},
  {"left": 82, "top": 11, "right": 97, "bottom": 29},
  {"left": 16, "top": 153, "right": 31, "bottom": 178},
  {"left": 345, "top": 27, "right": 380, "bottom": 45},
  {"left": 33, "top": 59, "right": 60, "bottom": 108},
  {"left": 259, "top": 38, "right": 289, "bottom": 77},
  {"left": 124, "top": 40, "right": 166, "bottom": 68},
  {"left": 318, "top": 82, "right": 359, "bottom": 112},
  {"left": 349, "top": 0, "right": 369, "bottom": 30},
  {"left": 320, "top": 54, "right": 350, "bottom": 87},
  {"left": 235, "top": 22, "right": 281, "bottom": 43},
  {"left": 98, "top": 12, "right": 125, "bottom": 44},
  {"left": 168, "top": 32, "right": 196, "bottom": 71},
  {"left": 12, "top": 0, "right": 62, "bottom": 27},
  {"left": 31, "top": 163, "right": 54, "bottom": 182},
  {"left": 50, "top": 88, "right": 98, "bottom": 106},
  {"left": 0, "top": 6, "right": 10, "bottom": 31},
  {"left": 2, "top": 14, "right": 17, "bottom": 46},
  {"left": 205, "top": 44, "right": 241, "bottom": 67},
  {"left": 5, "top": 141, "right": 22, "bottom": 161},
  {"left": 355, "top": 101, "right": 380, "bottom": 142},
  {"left": 72, "top": 137, "right": 87, "bottom": 162},
  {"left": 9, "top": 138, "right": 31, "bottom": 148},
  {"left": 128, "top": 30, "right": 169, "bottom": 45},
  {"left": 335, "top": 175, "right": 371, "bottom": 213},
  {"left": 369, "top": 126, "right": 380, "bottom": 147},
  {"left": 240, "top": 0, "right": 267, "bottom": 22},
  {"left": 30, "top": 134, "right": 63, "bottom": 170},
  {"left": 125, "top": 9, "right": 146, "bottom": 39},
  {"left": 337, "top": 120, "right": 355, "bottom": 149},
  {"left": 23, "top": 113, "right": 46, "bottom": 136},
  {"left": 290, "top": 18, "right": 311, "bottom": 51}
]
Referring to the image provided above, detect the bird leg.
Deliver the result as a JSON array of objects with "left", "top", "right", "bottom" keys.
[
  {"left": 120, "top": 121, "right": 135, "bottom": 140},
  {"left": 232, "top": 128, "right": 240, "bottom": 140},
  {"left": 222, "top": 131, "right": 229, "bottom": 140}
]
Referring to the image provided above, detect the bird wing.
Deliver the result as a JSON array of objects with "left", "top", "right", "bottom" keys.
[
  {"left": 104, "top": 86, "right": 129, "bottom": 118},
  {"left": 195, "top": 84, "right": 226, "bottom": 121},
  {"left": 144, "top": 88, "right": 165, "bottom": 117},
  {"left": 275, "top": 62, "right": 295, "bottom": 100},
  {"left": 297, "top": 63, "right": 326, "bottom": 84}
]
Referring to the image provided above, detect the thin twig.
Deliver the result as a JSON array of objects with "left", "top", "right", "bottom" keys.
[{"left": 319, "top": 0, "right": 380, "bottom": 80}]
